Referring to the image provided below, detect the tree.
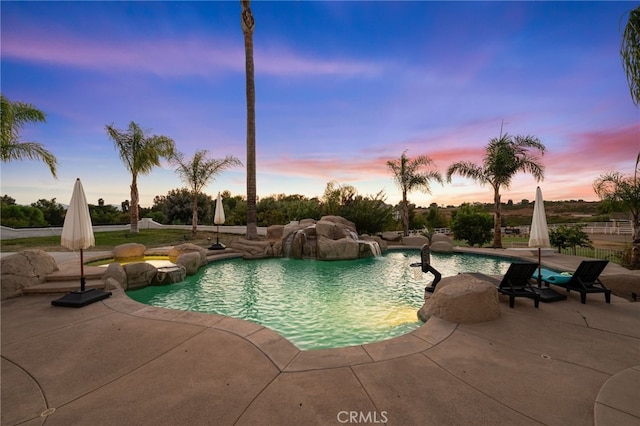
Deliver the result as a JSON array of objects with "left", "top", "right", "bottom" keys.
[
  {"left": 1, "top": 195, "right": 16, "bottom": 206},
  {"left": 387, "top": 150, "right": 443, "bottom": 236},
  {"left": 31, "top": 198, "right": 65, "bottom": 226},
  {"left": 0, "top": 205, "right": 47, "bottom": 228},
  {"left": 424, "top": 204, "right": 449, "bottom": 230},
  {"left": 241, "top": 1, "right": 258, "bottom": 239},
  {"left": 450, "top": 203, "right": 493, "bottom": 247},
  {"left": 447, "top": 132, "right": 545, "bottom": 248},
  {"left": 106, "top": 121, "right": 176, "bottom": 233},
  {"left": 172, "top": 150, "right": 241, "bottom": 236},
  {"left": 340, "top": 191, "right": 394, "bottom": 235},
  {"left": 549, "top": 224, "right": 592, "bottom": 255},
  {"left": 621, "top": 5, "right": 640, "bottom": 106},
  {"left": 0, "top": 94, "right": 58, "bottom": 178},
  {"left": 322, "top": 181, "right": 357, "bottom": 215},
  {"left": 593, "top": 152, "right": 640, "bottom": 268},
  {"left": 153, "top": 188, "right": 214, "bottom": 226}
]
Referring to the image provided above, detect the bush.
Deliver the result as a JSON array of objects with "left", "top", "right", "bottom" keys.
[
  {"left": 450, "top": 203, "right": 493, "bottom": 247},
  {"left": 0, "top": 205, "right": 47, "bottom": 228},
  {"left": 549, "top": 224, "right": 592, "bottom": 254},
  {"left": 340, "top": 194, "right": 394, "bottom": 235}
]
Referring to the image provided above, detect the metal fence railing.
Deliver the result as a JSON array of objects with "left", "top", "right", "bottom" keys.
[{"left": 558, "top": 246, "right": 626, "bottom": 263}]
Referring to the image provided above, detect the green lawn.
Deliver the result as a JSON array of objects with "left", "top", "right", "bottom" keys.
[{"left": 1, "top": 229, "right": 237, "bottom": 252}]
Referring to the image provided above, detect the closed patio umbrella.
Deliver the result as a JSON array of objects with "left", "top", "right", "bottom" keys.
[
  {"left": 52, "top": 178, "right": 111, "bottom": 307},
  {"left": 529, "top": 186, "right": 550, "bottom": 286},
  {"left": 529, "top": 186, "right": 550, "bottom": 253},
  {"left": 209, "top": 192, "right": 226, "bottom": 250},
  {"left": 528, "top": 186, "right": 565, "bottom": 302}
]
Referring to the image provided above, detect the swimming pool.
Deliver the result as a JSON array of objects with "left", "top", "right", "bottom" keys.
[{"left": 127, "top": 250, "right": 513, "bottom": 350}]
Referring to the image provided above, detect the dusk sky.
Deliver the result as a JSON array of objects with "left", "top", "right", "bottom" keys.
[{"left": 1, "top": 1, "right": 638, "bottom": 210}]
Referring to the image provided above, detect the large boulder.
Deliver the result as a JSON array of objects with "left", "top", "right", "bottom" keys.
[
  {"left": 102, "top": 262, "right": 127, "bottom": 289},
  {"left": 169, "top": 243, "right": 207, "bottom": 268},
  {"left": 316, "top": 220, "right": 347, "bottom": 240},
  {"left": 266, "top": 225, "right": 284, "bottom": 241},
  {"left": 431, "top": 233, "right": 452, "bottom": 243},
  {"left": 317, "top": 236, "right": 359, "bottom": 260},
  {"left": 402, "top": 235, "right": 430, "bottom": 248},
  {"left": 1, "top": 250, "right": 58, "bottom": 299},
  {"left": 319, "top": 215, "right": 356, "bottom": 233},
  {"left": 418, "top": 274, "right": 500, "bottom": 323},
  {"left": 229, "top": 238, "right": 273, "bottom": 259},
  {"left": 152, "top": 266, "right": 186, "bottom": 285},
  {"left": 176, "top": 252, "right": 201, "bottom": 275},
  {"left": 430, "top": 240, "right": 454, "bottom": 253},
  {"left": 381, "top": 231, "right": 402, "bottom": 242},
  {"left": 123, "top": 262, "right": 157, "bottom": 290},
  {"left": 113, "top": 243, "right": 146, "bottom": 261}
]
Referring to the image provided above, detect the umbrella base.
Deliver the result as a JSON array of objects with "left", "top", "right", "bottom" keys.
[
  {"left": 51, "top": 289, "right": 112, "bottom": 308},
  {"left": 532, "top": 286, "right": 567, "bottom": 303},
  {"left": 208, "top": 243, "right": 226, "bottom": 250}
]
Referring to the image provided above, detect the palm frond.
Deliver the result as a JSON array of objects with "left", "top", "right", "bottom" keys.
[{"left": 621, "top": 6, "right": 640, "bottom": 106}]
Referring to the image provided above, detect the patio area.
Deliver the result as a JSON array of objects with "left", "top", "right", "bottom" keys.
[{"left": 2, "top": 249, "right": 639, "bottom": 425}]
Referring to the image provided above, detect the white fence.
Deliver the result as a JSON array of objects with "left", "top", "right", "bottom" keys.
[{"left": 0, "top": 218, "right": 267, "bottom": 240}]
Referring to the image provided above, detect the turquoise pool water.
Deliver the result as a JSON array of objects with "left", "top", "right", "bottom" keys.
[{"left": 127, "top": 251, "right": 512, "bottom": 350}]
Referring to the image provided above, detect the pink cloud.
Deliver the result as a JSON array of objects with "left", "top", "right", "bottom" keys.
[{"left": 2, "top": 30, "right": 383, "bottom": 78}]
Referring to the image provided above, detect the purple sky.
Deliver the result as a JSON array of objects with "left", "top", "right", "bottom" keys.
[{"left": 1, "top": 1, "right": 638, "bottom": 209}]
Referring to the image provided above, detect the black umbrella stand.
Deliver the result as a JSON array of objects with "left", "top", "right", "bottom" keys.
[
  {"left": 51, "top": 249, "right": 112, "bottom": 308},
  {"left": 530, "top": 247, "right": 567, "bottom": 303},
  {"left": 208, "top": 224, "right": 225, "bottom": 250}
]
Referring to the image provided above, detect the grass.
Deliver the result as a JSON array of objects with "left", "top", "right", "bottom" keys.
[{"left": 0, "top": 229, "right": 239, "bottom": 252}]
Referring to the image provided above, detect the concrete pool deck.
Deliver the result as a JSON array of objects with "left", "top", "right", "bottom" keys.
[{"left": 2, "top": 248, "right": 639, "bottom": 425}]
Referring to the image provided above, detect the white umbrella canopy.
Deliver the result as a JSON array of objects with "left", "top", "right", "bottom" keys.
[
  {"left": 61, "top": 178, "right": 95, "bottom": 251},
  {"left": 214, "top": 192, "right": 225, "bottom": 225},
  {"left": 529, "top": 186, "right": 550, "bottom": 248},
  {"left": 529, "top": 186, "right": 550, "bottom": 288},
  {"left": 210, "top": 192, "right": 226, "bottom": 250},
  {"left": 52, "top": 178, "right": 111, "bottom": 307}
]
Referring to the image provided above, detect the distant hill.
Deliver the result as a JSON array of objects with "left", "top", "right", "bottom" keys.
[{"left": 419, "top": 200, "right": 629, "bottom": 227}]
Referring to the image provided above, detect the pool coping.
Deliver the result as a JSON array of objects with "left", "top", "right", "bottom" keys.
[
  {"left": 31, "top": 245, "right": 636, "bottom": 373},
  {"left": 102, "top": 289, "right": 459, "bottom": 372}
]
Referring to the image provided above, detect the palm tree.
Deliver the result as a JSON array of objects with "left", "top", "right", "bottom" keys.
[
  {"left": 387, "top": 150, "right": 443, "bottom": 236},
  {"left": 172, "top": 150, "right": 242, "bottom": 236},
  {"left": 447, "top": 133, "right": 545, "bottom": 248},
  {"left": 593, "top": 152, "right": 640, "bottom": 268},
  {"left": 106, "top": 121, "right": 176, "bottom": 233},
  {"left": 621, "top": 5, "right": 640, "bottom": 106},
  {"left": 1, "top": 94, "right": 58, "bottom": 178},
  {"left": 241, "top": 0, "right": 258, "bottom": 239}
]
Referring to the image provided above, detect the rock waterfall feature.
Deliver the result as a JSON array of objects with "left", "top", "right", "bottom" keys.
[{"left": 232, "top": 216, "right": 385, "bottom": 260}]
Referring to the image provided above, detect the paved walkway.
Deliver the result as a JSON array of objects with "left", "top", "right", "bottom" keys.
[{"left": 2, "top": 248, "right": 639, "bottom": 425}]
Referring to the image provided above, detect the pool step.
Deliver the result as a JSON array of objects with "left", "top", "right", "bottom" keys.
[
  {"left": 23, "top": 279, "right": 106, "bottom": 294},
  {"left": 45, "top": 266, "right": 105, "bottom": 282}
]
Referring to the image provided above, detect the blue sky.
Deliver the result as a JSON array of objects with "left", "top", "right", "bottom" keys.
[{"left": 1, "top": 1, "right": 638, "bottom": 209}]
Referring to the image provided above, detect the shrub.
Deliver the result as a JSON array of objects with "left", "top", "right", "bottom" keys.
[{"left": 450, "top": 203, "right": 493, "bottom": 247}]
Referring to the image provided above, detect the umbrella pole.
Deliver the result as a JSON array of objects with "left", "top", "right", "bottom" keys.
[
  {"left": 537, "top": 247, "right": 542, "bottom": 288},
  {"left": 216, "top": 224, "right": 220, "bottom": 244},
  {"left": 80, "top": 249, "right": 86, "bottom": 292}
]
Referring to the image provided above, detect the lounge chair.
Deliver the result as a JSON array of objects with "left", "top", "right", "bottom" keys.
[
  {"left": 543, "top": 260, "right": 611, "bottom": 304},
  {"left": 496, "top": 262, "right": 540, "bottom": 308}
]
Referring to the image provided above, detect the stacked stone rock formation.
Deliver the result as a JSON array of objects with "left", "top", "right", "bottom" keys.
[{"left": 231, "top": 216, "right": 384, "bottom": 260}]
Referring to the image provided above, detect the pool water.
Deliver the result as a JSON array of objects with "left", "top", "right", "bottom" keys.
[{"left": 127, "top": 251, "right": 512, "bottom": 350}]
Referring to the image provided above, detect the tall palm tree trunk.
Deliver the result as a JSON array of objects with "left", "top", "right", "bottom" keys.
[
  {"left": 241, "top": 0, "right": 257, "bottom": 239},
  {"left": 191, "top": 193, "right": 198, "bottom": 237},
  {"left": 492, "top": 186, "right": 502, "bottom": 248},
  {"left": 130, "top": 174, "right": 139, "bottom": 234},
  {"left": 402, "top": 191, "right": 409, "bottom": 236}
]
